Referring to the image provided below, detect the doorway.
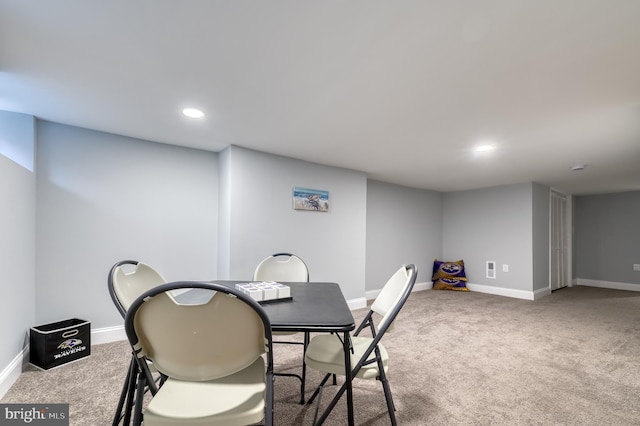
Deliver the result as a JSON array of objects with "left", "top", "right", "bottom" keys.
[{"left": 550, "top": 190, "right": 570, "bottom": 291}]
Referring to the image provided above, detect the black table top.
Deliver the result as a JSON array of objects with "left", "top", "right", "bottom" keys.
[{"left": 179, "top": 281, "right": 355, "bottom": 333}]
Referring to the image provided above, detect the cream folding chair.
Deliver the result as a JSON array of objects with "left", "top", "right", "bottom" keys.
[
  {"left": 305, "top": 264, "right": 418, "bottom": 425},
  {"left": 253, "top": 253, "right": 309, "bottom": 284},
  {"left": 124, "top": 281, "right": 274, "bottom": 426},
  {"left": 107, "top": 260, "right": 166, "bottom": 426},
  {"left": 253, "top": 252, "right": 310, "bottom": 403}
]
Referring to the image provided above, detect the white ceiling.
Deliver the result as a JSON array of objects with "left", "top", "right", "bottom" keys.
[{"left": 2, "top": 0, "right": 640, "bottom": 195}]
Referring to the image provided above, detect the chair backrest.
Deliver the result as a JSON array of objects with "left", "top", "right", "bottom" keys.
[
  {"left": 348, "top": 264, "right": 417, "bottom": 380},
  {"left": 125, "top": 281, "right": 273, "bottom": 382},
  {"left": 108, "top": 260, "right": 166, "bottom": 318},
  {"left": 370, "top": 264, "right": 418, "bottom": 333},
  {"left": 253, "top": 252, "right": 309, "bottom": 282}
]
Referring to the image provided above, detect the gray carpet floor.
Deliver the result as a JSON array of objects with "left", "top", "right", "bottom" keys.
[{"left": 3, "top": 286, "right": 640, "bottom": 425}]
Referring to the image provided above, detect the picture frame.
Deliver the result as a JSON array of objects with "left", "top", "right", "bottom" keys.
[{"left": 293, "top": 187, "right": 329, "bottom": 212}]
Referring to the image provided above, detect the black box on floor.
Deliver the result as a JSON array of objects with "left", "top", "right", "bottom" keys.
[{"left": 29, "top": 318, "right": 91, "bottom": 370}]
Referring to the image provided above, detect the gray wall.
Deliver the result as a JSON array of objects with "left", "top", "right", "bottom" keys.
[
  {"left": 365, "top": 180, "right": 442, "bottom": 291},
  {"left": 442, "top": 183, "right": 535, "bottom": 292},
  {"left": 35, "top": 122, "right": 219, "bottom": 328},
  {"left": 574, "top": 191, "right": 640, "bottom": 286},
  {"left": 0, "top": 111, "right": 36, "bottom": 371},
  {"left": 219, "top": 146, "right": 367, "bottom": 301}
]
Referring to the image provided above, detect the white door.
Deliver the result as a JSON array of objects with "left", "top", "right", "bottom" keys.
[{"left": 550, "top": 190, "right": 569, "bottom": 291}]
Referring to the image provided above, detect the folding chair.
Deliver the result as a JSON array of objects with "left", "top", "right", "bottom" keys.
[
  {"left": 305, "top": 264, "right": 418, "bottom": 425},
  {"left": 124, "top": 281, "right": 274, "bottom": 426},
  {"left": 253, "top": 252, "right": 310, "bottom": 403}
]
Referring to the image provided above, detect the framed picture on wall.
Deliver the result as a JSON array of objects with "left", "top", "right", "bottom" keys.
[{"left": 293, "top": 187, "right": 329, "bottom": 212}]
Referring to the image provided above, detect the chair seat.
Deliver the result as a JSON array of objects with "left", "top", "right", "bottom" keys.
[
  {"left": 305, "top": 335, "right": 388, "bottom": 380},
  {"left": 143, "top": 357, "right": 266, "bottom": 426}
]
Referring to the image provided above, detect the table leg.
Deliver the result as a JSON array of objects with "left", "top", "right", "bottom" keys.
[{"left": 343, "top": 331, "right": 354, "bottom": 426}]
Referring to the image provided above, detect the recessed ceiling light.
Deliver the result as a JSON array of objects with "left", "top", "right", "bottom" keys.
[
  {"left": 182, "top": 108, "right": 204, "bottom": 119},
  {"left": 570, "top": 164, "right": 587, "bottom": 171},
  {"left": 475, "top": 144, "right": 495, "bottom": 153}
]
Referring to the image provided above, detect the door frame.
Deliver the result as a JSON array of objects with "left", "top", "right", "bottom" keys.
[{"left": 549, "top": 189, "right": 573, "bottom": 291}]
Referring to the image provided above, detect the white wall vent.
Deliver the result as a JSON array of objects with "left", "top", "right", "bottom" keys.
[{"left": 486, "top": 261, "right": 496, "bottom": 279}]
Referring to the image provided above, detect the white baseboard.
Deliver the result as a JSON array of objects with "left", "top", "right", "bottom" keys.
[
  {"left": 533, "top": 287, "right": 552, "bottom": 300},
  {"left": 466, "top": 283, "right": 537, "bottom": 300},
  {"left": 575, "top": 278, "right": 640, "bottom": 292},
  {"left": 91, "top": 325, "right": 127, "bottom": 345},
  {"left": 367, "top": 281, "right": 545, "bottom": 301},
  {"left": 346, "top": 297, "right": 368, "bottom": 310},
  {"left": 0, "top": 348, "right": 28, "bottom": 399},
  {"left": 364, "top": 281, "right": 431, "bottom": 301}
]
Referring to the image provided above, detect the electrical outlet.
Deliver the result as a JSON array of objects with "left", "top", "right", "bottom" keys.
[
  {"left": 502, "top": 264, "right": 509, "bottom": 272},
  {"left": 633, "top": 264, "right": 640, "bottom": 272}
]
